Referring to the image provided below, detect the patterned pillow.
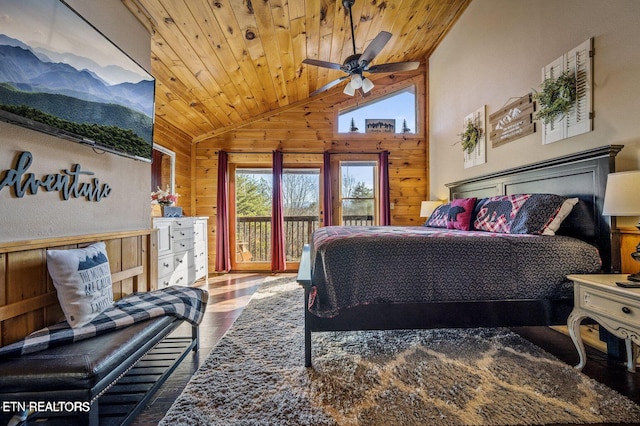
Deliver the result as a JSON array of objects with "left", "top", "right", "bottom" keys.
[
  {"left": 47, "top": 242, "right": 114, "bottom": 328},
  {"left": 446, "top": 197, "right": 477, "bottom": 231},
  {"left": 474, "top": 194, "right": 566, "bottom": 234},
  {"left": 542, "top": 197, "right": 579, "bottom": 235},
  {"left": 425, "top": 202, "right": 450, "bottom": 228}
]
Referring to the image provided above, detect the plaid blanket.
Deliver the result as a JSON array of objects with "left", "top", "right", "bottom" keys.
[{"left": 0, "top": 286, "right": 208, "bottom": 358}]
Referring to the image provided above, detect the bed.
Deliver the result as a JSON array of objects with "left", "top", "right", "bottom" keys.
[{"left": 297, "top": 145, "right": 623, "bottom": 367}]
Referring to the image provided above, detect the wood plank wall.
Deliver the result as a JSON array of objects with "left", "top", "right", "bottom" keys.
[
  {"left": 184, "top": 68, "right": 429, "bottom": 273},
  {"left": 621, "top": 229, "right": 640, "bottom": 275},
  {"left": 154, "top": 116, "right": 194, "bottom": 217},
  {"left": 0, "top": 230, "right": 155, "bottom": 347}
]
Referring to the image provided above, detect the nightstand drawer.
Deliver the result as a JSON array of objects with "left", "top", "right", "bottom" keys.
[{"left": 579, "top": 286, "right": 640, "bottom": 326}]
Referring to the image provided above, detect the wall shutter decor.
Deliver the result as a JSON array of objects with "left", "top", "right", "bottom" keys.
[{"left": 541, "top": 38, "right": 593, "bottom": 145}]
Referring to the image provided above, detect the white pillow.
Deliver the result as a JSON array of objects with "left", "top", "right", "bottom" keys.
[
  {"left": 542, "top": 197, "right": 579, "bottom": 235},
  {"left": 46, "top": 242, "right": 114, "bottom": 328}
]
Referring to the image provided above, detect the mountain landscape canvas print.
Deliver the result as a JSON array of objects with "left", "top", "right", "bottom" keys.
[{"left": 0, "top": 0, "right": 154, "bottom": 162}]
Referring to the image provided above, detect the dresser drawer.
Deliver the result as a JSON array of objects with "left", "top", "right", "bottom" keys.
[
  {"left": 169, "top": 270, "right": 189, "bottom": 287},
  {"left": 579, "top": 286, "right": 640, "bottom": 327},
  {"left": 159, "top": 268, "right": 190, "bottom": 288},
  {"left": 158, "top": 253, "right": 174, "bottom": 277},
  {"left": 194, "top": 247, "right": 206, "bottom": 263},
  {"left": 172, "top": 238, "right": 193, "bottom": 253},
  {"left": 173, "top": 250, "right": 193, "bottom": 270},
  {"left": 171, "top": 219, "right": 194, "bottom": 230},
  {"left": 171, "top": 226, "right": 194, "bottom": 242}
]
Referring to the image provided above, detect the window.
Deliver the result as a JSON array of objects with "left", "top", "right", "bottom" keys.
[{"left": 338, "top": 86, "right": 417, "bottom": 134}]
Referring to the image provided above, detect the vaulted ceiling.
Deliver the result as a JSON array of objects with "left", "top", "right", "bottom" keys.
[{"left": 122, "top": 0, "right": 470, "bottom": 142}]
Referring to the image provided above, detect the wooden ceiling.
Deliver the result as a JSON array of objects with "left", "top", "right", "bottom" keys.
[{"left": 122, "top": 0, "right": 470, "bottom": 142}]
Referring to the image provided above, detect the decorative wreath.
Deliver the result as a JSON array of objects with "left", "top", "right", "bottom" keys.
[
  {"left": 460, "top": 118, "right": 482, "bottom": 154},
  {"left": 533, "top": 71, "right": 577, "bottom": 124}
]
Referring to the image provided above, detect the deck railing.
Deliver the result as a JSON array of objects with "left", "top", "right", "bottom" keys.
[{"left": 236, "top": 215, "right": 373, "bottom": 262}]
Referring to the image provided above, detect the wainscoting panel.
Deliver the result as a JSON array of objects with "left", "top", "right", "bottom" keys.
[{"left": 0, "top": 230, "right": 156, "bottom": 347}]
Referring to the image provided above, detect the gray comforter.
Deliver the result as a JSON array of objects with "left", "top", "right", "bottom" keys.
[{"left": 308, "top": 226, "right": 602, "bottom": 318}]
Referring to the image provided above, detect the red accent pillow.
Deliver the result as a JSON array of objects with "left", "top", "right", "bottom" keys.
[{"left": 447, "top": 197, "right": 477, "bottom": 231}]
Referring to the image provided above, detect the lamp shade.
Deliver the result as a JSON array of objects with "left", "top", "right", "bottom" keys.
[
  {"left": 420, "top": 200, "right": 444, "bottom": 218},
  {"left": 602, "top": 170, "right": 640, "bottom": 216}
]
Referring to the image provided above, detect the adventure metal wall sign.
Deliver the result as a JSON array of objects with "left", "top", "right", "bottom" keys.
[
  {"left": 0, "top": 151, "right": 111, "bottom": 201},
  {"left": 489, "top": 94, "right": 536, "bottom": 148}
]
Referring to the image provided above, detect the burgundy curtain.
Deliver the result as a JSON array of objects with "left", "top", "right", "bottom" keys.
[
  {"left": 151, "top": 149, "right": 162, "bottom": 192},
  {"left": 379, "top": 151, "right": 391, "bottom": 226},
  {"left": 323, "top": 151, "right": 333, "bottom": 226},
  {"left": 271, "top": 151, "right": 287, "bottom": 271},
  {"left": 215, "top": 150, "right": 230, "bottom": 272}
]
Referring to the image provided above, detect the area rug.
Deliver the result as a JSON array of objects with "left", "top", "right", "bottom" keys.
[{"left": 160, "top": 277, "right": 640, "bottom": 425}]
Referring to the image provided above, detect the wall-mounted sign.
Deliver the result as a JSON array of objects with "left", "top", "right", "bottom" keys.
[
  {"left": 489, "top": 94, "right": 535, "bottom": 147},
  {"left": 365, "top": 119, "right": 395, "bottom": 133},
  {"left": 0, "top": 151, "right": 111, "bottom": 201}
]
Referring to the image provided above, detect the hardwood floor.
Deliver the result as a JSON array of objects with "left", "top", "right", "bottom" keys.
[
  {"left": 131, "top": 273, "right": 640, "bottom": 425},
  {"left": 131, "top": 273, "right": 294, "bottom": 425}
]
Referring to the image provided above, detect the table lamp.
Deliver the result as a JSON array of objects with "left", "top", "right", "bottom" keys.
[
  {"left": 420, "top": 200, "right": 444, "bottom": 219},
  {"left": 602, "top": 170, "right": 640, "bottom": 281}
]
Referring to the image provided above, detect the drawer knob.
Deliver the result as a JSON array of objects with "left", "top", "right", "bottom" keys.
[
  {"left": 622, "top": 306, "right": 632, "bottom": 315},
  {"left": 163, "top": 262, "right": 170, "bottom": 267}
]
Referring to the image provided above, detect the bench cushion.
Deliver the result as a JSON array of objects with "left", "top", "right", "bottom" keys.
[{"left": 0, "top": 315, "right": 177, "bottom": 394}]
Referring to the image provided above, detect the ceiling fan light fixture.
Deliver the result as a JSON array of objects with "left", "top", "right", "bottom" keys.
[
  {"left": 303, "top": 0, "right": 414, "bottom": 97},
  {"left": 361, "top": 77, "right": 374, "bottom": 93},
  {"left": 350, "top": 74, "right": 363, "bottom": 89},
  {"left": 343, "top": 82, "right": 356, "bottom": 96}
]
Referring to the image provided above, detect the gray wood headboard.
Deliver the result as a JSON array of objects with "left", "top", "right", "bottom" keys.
[{"left": 446, "top": 145, "right": 623, "bottom": 273}]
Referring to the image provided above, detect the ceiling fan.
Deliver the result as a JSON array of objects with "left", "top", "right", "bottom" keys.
[{"left": 303, "top": 0, "right": 420, "bottom": 97}]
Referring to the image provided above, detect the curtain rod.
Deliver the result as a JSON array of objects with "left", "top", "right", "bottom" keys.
[{"left": 221, "top": 150, "right": 389, "bottom": 155}]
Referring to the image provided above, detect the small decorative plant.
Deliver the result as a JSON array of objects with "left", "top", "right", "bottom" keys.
[
  {"left": 151, "top": 186, "right": 179, "bottom": 206},
  {"left": 460, "top": 118, "right": 482, "bottom": 154},
  {"left": 533, "top": 71, "right": 577, "bottom": 124}
]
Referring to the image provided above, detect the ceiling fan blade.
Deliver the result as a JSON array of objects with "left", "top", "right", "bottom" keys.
[
  {"left": 303, "top": 58, "right": 345, "bottom": 71},
  {"left": 309, "top": 75, "right": 350, "bottom": 97},
  {"left": 358, "top": 31, "right": 392, "bottom": 66},
  {"left": 366, "top": 61, "right": 420, "bottom": 73}
]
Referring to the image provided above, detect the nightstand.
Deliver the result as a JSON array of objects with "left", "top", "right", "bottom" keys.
[{"left": 567, "top": 274, "right": 640, "bottom": 372}]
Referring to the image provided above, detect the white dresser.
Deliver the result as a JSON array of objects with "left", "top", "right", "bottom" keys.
[{"left": 153, "top": 217, "right": 208, "bottom": 289}]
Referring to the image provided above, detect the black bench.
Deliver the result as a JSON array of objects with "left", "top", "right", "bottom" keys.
[{"left": 0, "top": 315, "right": 198, "bottom": 425}]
